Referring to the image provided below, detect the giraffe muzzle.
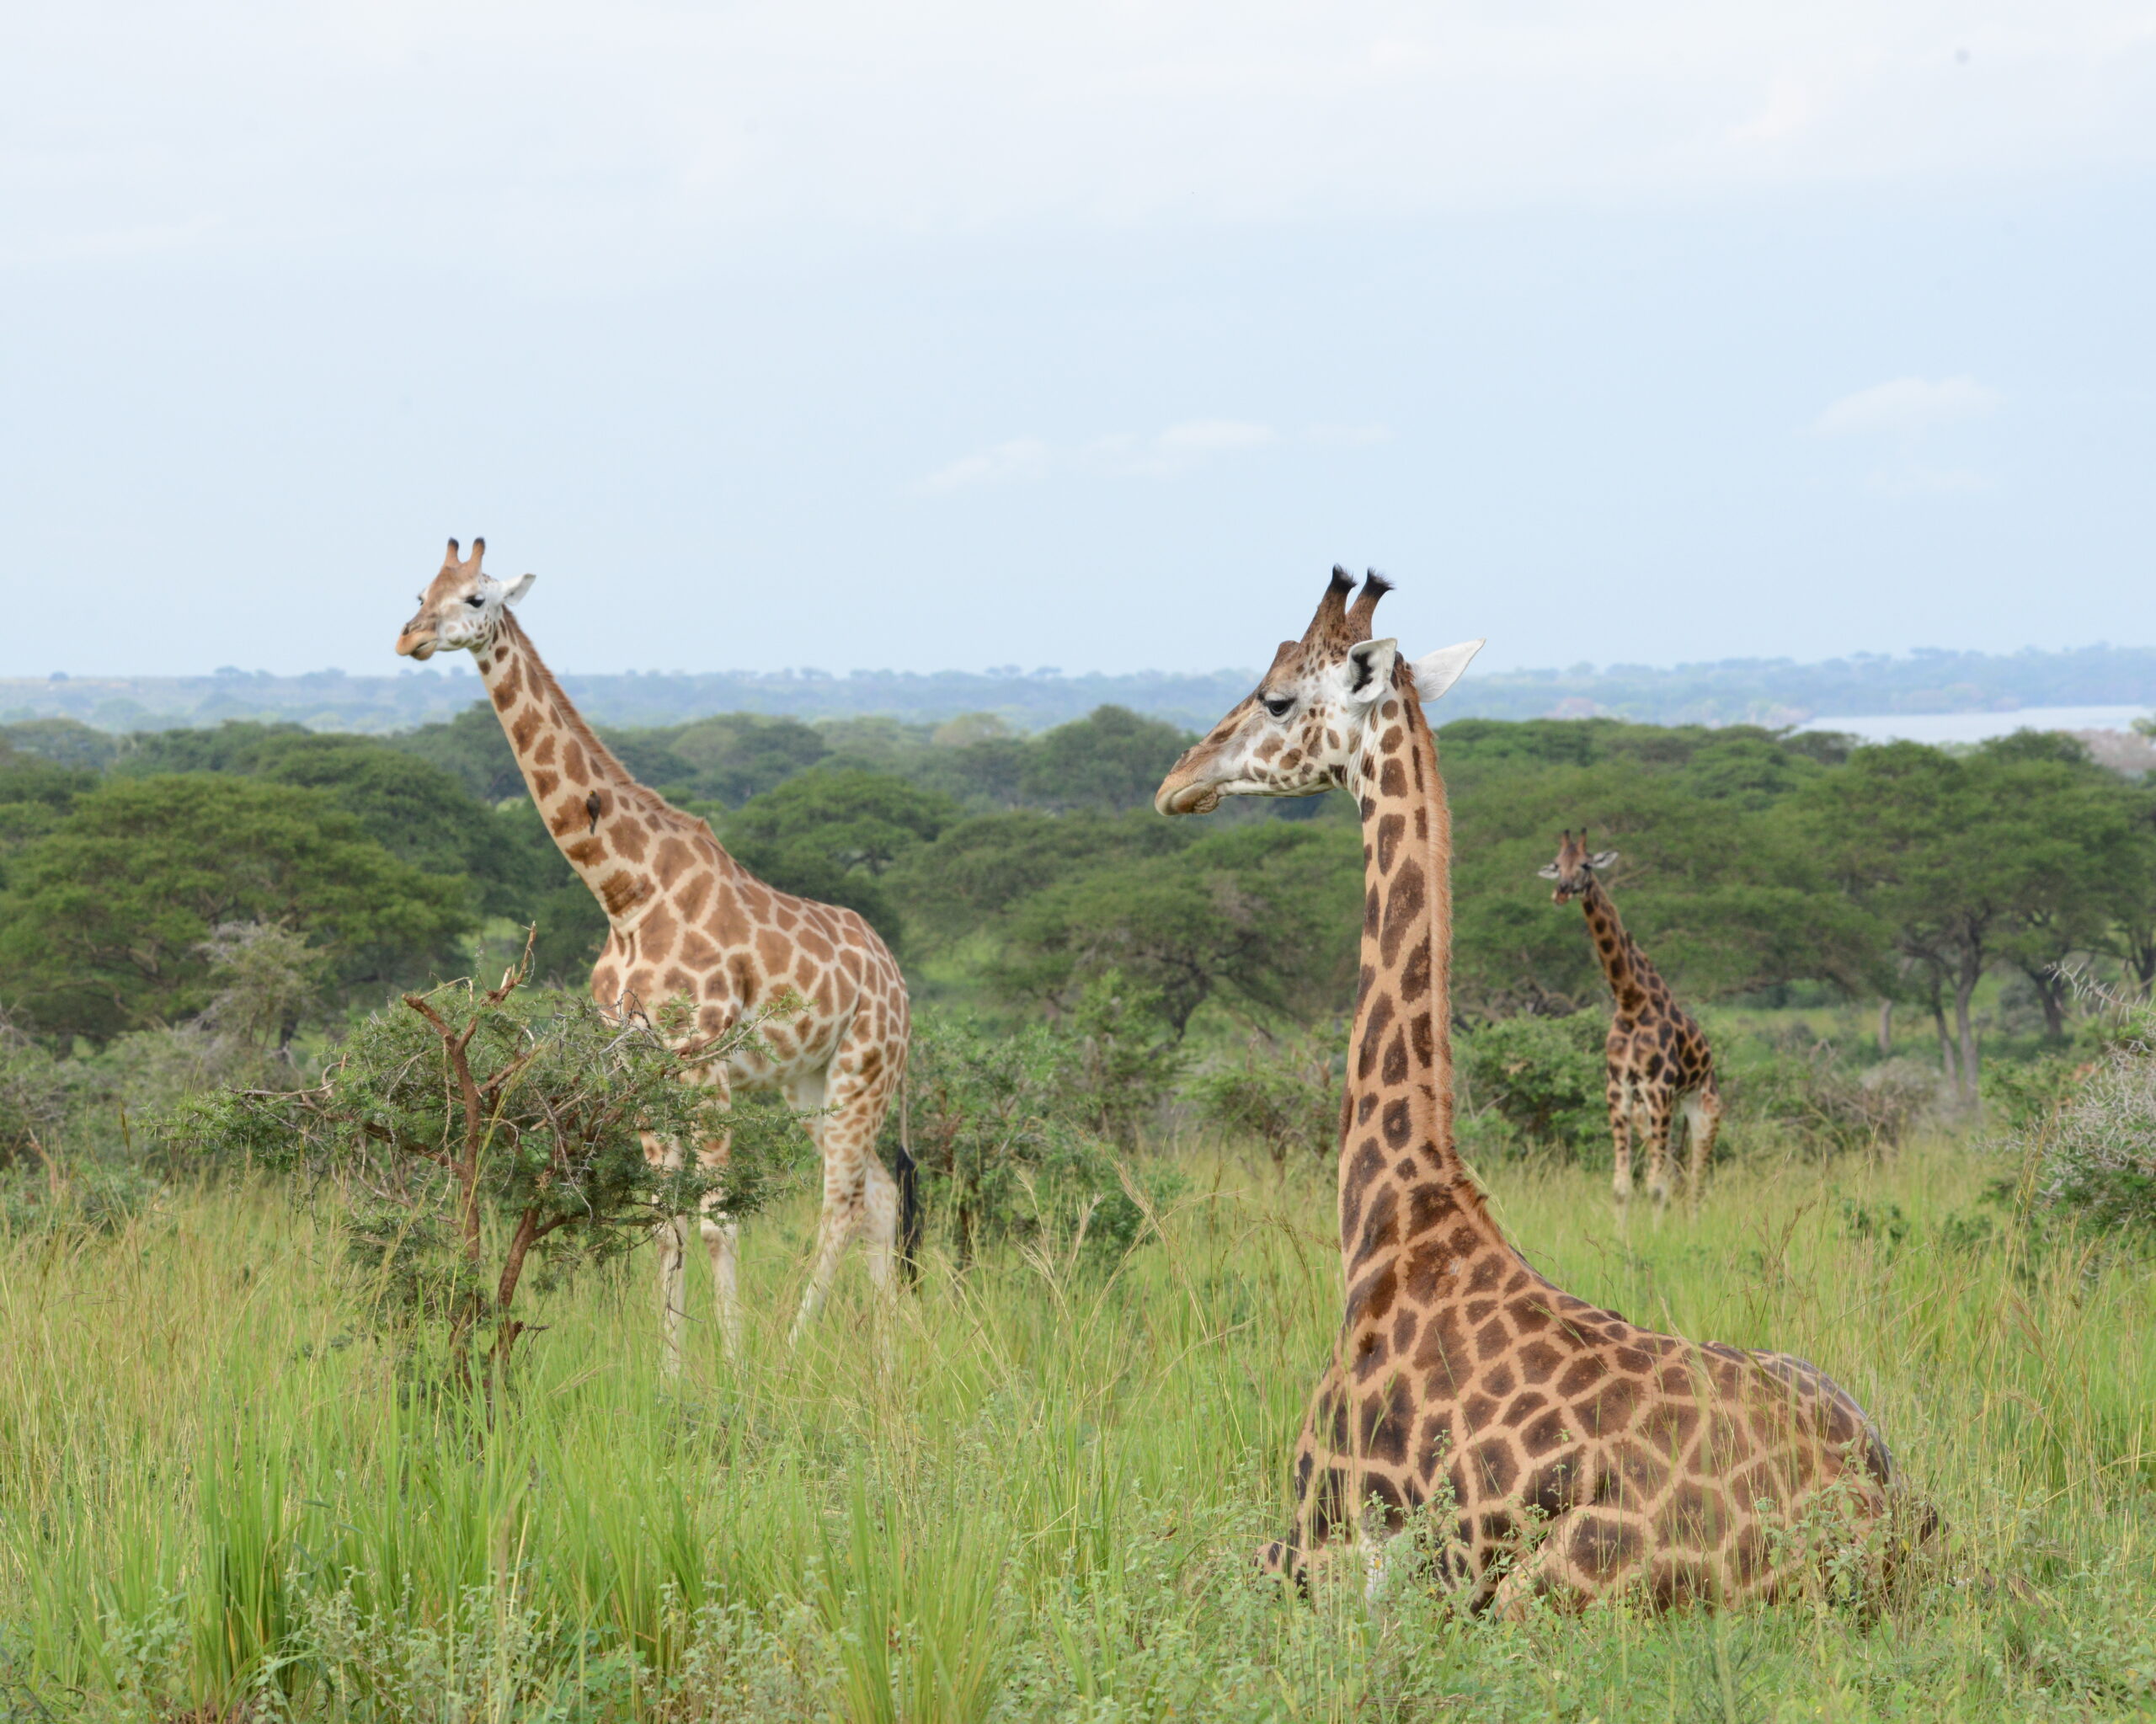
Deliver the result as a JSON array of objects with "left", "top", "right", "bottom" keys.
[
  {"left": 395, "top": 627, "right": 437, "bottom": 660},
  {"left": 1155, "top": 781, "right": 1222, "bottom": 817}
]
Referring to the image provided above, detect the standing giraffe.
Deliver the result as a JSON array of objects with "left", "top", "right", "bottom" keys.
[
  {"left": 395, "top": 538, "right": 913, "bottom": 1372},
  {"left": 1156, "top": 569, "right": 1912, "bottom": 1609},
  {"left": 1540, "top": 833, "right": 1723, "bottom": 1214}
]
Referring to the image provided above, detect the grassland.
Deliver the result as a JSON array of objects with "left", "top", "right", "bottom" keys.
[{"left": 2, "top": 1134, "right": 2151, "bottom": 1721}]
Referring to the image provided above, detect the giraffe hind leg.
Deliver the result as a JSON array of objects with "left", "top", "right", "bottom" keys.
[{"left": 786, "top": 1050, "right": 902, "bottom": 1350}]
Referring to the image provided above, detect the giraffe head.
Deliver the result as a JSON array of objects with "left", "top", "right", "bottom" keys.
[
  {"left": 394, "top": 537, "right": 537, "bottom": 661},
  {"left": 1537, "top": 830, "right": 1619, "bottom": 904},
  {"left": 1154, "top": 568, "right": 1483, "bottom": 816}
]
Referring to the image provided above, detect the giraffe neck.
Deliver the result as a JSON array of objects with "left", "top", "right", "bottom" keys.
[
  {"left": 1578, "top": 878, "right": 1661, "bottom": 1016},
  {"left": 1337, "top": 670, "right": 1509, "bottom": 1276},
  {"left": 473, "top": 613, "right": 712, "bottom": 929}
]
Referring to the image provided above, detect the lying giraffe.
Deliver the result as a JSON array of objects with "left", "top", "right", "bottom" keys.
[
  {"left": 1156, "top": 569, "right": 1915, "bottom": 1609},
  {"left": 1540, "top": 832, "right": 1723, "bottom": 1214},
  {"left": 396, "top": 538, "right": 913, "bottom": 1371}
]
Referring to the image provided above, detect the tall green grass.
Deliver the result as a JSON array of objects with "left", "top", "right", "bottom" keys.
[{"left": 1, "top": 1137, "right": 2150, "bottom": 1720}]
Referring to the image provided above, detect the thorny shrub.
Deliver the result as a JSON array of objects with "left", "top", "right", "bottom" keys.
[{"left": 163, "top": 953, "right": 803, "bottom": 1378}]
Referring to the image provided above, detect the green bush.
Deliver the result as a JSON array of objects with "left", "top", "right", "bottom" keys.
[
  {"left": 163, "top": 963, "right": 798, "bottom": 1377},
  {"left": 1458, "top": 1011, "right": 1607, "bottom": 1156},
  {"left": 0, "top": 1010, "right": 72, "bottom": 1167},
  {"left": 1184, "top": 1033, "right": 1343, "bottom": 1164},
  {"left": 900, "top": 1009, "right": 1179, "bottom": 1268},
  {"left": 1726, "top": 1043, "right": 1935, "bottom": 1159},
  {"left": 1054, "top": 970, "right": 1184, "bottom": 1149},
  {"left": 2024, "top": 1017, "right": 2156, "bottom": 1240}
]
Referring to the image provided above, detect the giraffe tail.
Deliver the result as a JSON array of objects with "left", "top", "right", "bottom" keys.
[{"left": 895, "top": 1065, "right": 921, "bottom": 1283}]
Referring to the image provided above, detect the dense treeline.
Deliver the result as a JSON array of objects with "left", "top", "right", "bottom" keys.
[{"left": 1, "top": 704, "right": 2151, "bottom": 1101}]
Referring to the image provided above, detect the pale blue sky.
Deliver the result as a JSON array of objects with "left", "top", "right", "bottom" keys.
[{"left": 3, "top": 3, "right": 2153, "bottom": 678}]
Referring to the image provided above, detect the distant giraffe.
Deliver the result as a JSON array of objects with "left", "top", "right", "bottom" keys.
[
  {"left": 396, "top": 538, "right": 915, "bottom": 1372},
  {"left": 1539, "top": 833, "right": 1722, "bottom": 1214},
  {"left": 1155, "top": 568, "right": 1919, "bottom": 1609}
]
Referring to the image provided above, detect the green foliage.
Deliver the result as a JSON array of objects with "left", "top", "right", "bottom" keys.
[
  {"left": 902, "top": 1008, "right": 1177, "bottom": 1267},
  {"left": 93, "top": 921, "right": 328, "bottom": 1118},
  {"left": 6, "top": 1140, "right": 2156, "bottom": 1718},
  {"left": 0, "top": 776, "right": 472, "bottom": 1043},
  {"left": 387, "top": 701, "right": 526, "bottom": 803},
  {"left": 2021, "top": 1012, "right": 2156, "bottom": 1240},
  {"left": 0, "top": 1011, "right": 72, "bottom": 1166},
  {"left": 1780, "top": 739, "right": 2142, "bottom": 1074},
  {"left": 0, "top": 744, "right": 95, "bottom": 857},
  {"left": 1017, "top": 704, "right": 1189, "bottom": 812},
  {"left": 1725, "top": 1043, "right": 1936, "bottom": 1158},
  {"left": 1446, "top": 743, "right": 1881, "bottom": 1016},
  {"left": 116, "top": 722, "right": 549, "bottom": 921},
  {"left": 164, "top": 969, "right": 796, "bottom": 1371},
  {"left": 1185, "top": 1032, "right": 1344, "bottom": 1164},
  {"left": 723, "top": 769, "right": 958, "bottom": 948},
  {"left": 0, "top": 1157, "right": 162, "bottom": 1237},
  {"left": 894, "top": 809, "right": 1193, "bottom": 944},
  {"left": 1458, "top": 1011, "right": 1607, "bottom": 1154},
  {"left": 0, "top": 716, "right": 127, "bottom": 771},
  {"left": 1056, "top": 970, "right": 1186, "bottom": 1148},
  {"left": 606, "top": 712, "right": 833, "bottom": 806},
  {"left": 993, "top": 823, "right": 1360, "bottom": 1035}
]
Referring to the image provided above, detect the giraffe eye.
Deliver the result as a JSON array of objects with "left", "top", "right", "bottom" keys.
[
  {"left": 1262, "top": 696, "right": 1294, "bottom": 719},
  {"left": 466, "top": 594, "right": 486, "bottom": 608}
]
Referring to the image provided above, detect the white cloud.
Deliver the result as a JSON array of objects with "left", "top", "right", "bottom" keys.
[
  {"left": 1156, "top": 419, "right": 1273, "bottom": 453},
  {"left": 1812, "top": 376, "right": 2003, "bottom": 436},
  {"left": 1086, "top": 419, "right": 1275, "bottom": 478},
  {"left": 8, "top": 3, "right": 2156, "bottom": 271},
  {"left": 914, "top": 437, "right": 1050, "bottom": 495}
]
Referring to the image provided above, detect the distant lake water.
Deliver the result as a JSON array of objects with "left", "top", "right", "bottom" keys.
[{"left": 1798, "top": 705, "right": 2153, "bottom": 745}]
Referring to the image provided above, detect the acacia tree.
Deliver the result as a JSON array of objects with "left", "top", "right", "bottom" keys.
[
  {"left": 1784, "top": 740, "right": 2132, "bottom": 1099},
  {"left": 991, "top": 824, "right": 1359, "bottom": 1036},
  {"left": 169, "top": 954, "right": 797, "bottom": 1382},
  {"left": 0, "top": 775, "right": 471, "bottom": 1043}
]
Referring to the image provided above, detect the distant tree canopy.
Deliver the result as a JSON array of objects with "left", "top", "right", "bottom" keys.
[
  {"left": 3, "top": 705, "right": 2151, "bottom": 1087},
  {"left": 721, "top": 770, "right": 958, "bottom": 948},
  {"left": 119, "top": 724, "right": 547, "bottom": 919},
  {"left": 0, "top": 776, "right": 471, "bottom": 1043}
]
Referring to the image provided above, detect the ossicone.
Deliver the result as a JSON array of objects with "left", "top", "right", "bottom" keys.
[{"left": 1347, "top": 568, "right": 1393, "bottom": 638}]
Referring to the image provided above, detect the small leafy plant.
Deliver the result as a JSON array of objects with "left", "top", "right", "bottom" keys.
[{"left": 166, "top": 947, "right": 798, "bottom": 1380}]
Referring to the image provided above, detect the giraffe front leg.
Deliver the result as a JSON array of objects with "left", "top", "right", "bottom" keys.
[
  {"left": 689, "top": 1069, "right": 743, "bottom": 1364},
  {"left": 643, "top": 1129, "right": 692, "bottom": 1380},
  {"left": 1607, "top": 1081, "right": 1635, "bottom": 1209},
  {"left": 702, "top": 1210, "right": 742, "bottom": 1362},
  {"left": 1641, "top": 1097, "right": 1675, "bottom": 1214}
]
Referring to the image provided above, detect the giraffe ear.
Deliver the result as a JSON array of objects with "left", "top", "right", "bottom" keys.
[
  {"left": 502, "top": 572, "right": 536, "bottom": 606},
  {"left": 1591, "top": 850, "right": 1620, "bottom": 869},
  {"left": 1536, "top": 862, "right": 1563, "bottom": 879},
  {"left": 1343, "top": 637, "right": 1398, "bottom": 702},
  {"left": 1412, "top": 639, "right": 1483, "bottom": 705}
]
